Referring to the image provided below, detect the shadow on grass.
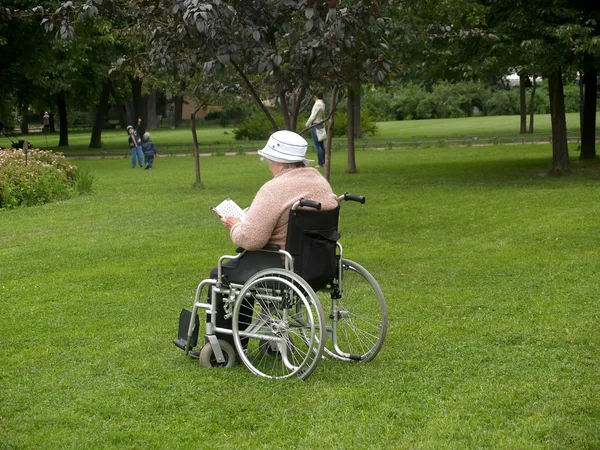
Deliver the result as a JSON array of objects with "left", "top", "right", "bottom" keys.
[{"left": 357, "top": 150, "right": 600, "bottom": 188}]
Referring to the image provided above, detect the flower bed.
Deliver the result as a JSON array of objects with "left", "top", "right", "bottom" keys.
[{"left": 0, "top": 147, "right": 78, "bottom": 208}]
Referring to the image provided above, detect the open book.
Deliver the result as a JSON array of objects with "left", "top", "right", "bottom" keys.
[{"left": 212, "top": 198, "right": 247, "bottom": 221}]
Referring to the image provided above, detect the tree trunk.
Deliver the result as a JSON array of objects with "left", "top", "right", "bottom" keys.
[
  {"left": 353, "top": 84, "right": 362, "bottom": 138},
  {"left": 89, "top": 80, "right": 112, "bottom": 149},
  {"left": 49, "top": 114, "right": 56, "bottom": 133},
  {"left": 146, "top": 90, "right": 157, "bottom": 129},
  {"left": 280, "top": 90, "right": 291, "bottom": 130},
  {"left": 580, "top": 68, "right": 597, "bottom": 160},
  {"left": 291, "top": 87, "right": 306, "bottom": 131},
  {"left": 19, "top": 103, "right": 29, "bottom": 135},
  {"left": 548, "top": 68, "right": 570, "bottom": 175},
  {"left": 519, "top": 73, "right": 527, "bottom": 134},
  {"left": 528, "top": 76, "right": 537, "bottom": 133},
  {"left": 347, "top": 88, "right": 357, "bottom": 173},
  {"left": 324, "top": 87, "right": 338, "bottom": 182},
  {"left": 57, "top": 91, "right": 69, "bottom": 147},
  {"left": 108, "top": 83, "right": 128, "bottom": 129},
  {"left": 174, "top": 96, "right": 183, "bottom": 128},
  {"left": 130, "top": 75, "right": 147, "bottom": 136},
  {"left": 191, "top": 105, "right": 202, "bottom": 186},
  {"left": 579, "top": 72, "right": 584, "bottom": 132}
]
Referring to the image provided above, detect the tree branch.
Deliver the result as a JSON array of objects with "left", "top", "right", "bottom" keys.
[{"left": 230, "top": 59, "right": 279, "bottom": 131}]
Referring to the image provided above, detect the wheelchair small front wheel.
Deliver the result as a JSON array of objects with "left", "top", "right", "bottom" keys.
[{"left": 199, "top": 340, "right": 236, "bottom": 368}]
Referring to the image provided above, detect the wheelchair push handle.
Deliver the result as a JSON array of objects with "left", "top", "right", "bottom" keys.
[
  {"left": 292, "top": 199, "right": 322, "bottom": 210},
  {"left": 339, "top": 192, "right": 366, "bottom": 204}
]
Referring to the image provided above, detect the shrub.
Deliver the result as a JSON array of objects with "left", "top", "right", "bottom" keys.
[
  {"left": 0, "top": 148, "right": 80, "bottom": 208},
  {"left": 217, "top": 102, "right": 257, "bottom": 127},
  {"left": 363, "top": 88, "right": 397, "bottom": 121},
  {"left": 328, "top": 111, "right": 378, "bottom": 137},
  {"left": 563, "top": 83, "right": 581, "bottom": 113},
  {"left": 69, "top": 111, "right": 93, "bottom": 128},
  {"left": 391, "top": 83, "right": 428, "bottom": 120},
  {"left": 484, "top": 89, "right": 520, "bottom": 116},
  {"left": 235, "top": 105, "right": 381, "bottom": 141},
  {"left": 234, "top": 110, "right": 283, "bottom": 141}
]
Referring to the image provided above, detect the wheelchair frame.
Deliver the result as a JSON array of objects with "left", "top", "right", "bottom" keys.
[{"left": 175, "top": 194, "right": 388, "bottom": 379}]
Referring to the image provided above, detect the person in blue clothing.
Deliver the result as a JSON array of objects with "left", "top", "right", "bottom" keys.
[
  {"left": 127, "top": 117, "right": 144, "bottom": 168},
  {"left": 141, "top": 132, "right": 158, "bottom": 170}
]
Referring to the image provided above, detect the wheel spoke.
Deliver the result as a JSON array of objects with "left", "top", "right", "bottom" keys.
[
  {"left": 232, "top": 269, "right": 325, "bottom": 379},
  {"left": 320, "top": 259, "right": 388, "bottom": 362}
]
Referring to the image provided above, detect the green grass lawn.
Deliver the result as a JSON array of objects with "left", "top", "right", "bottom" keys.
[
  {"left": 374, "top": 113, "right": 581, "bottom": 138},
  {"left": 1, "top": 145, "right": 599, "bottom": 448},
  {"left": 1, "top": 112, "right": 590, "bottom": 156}
]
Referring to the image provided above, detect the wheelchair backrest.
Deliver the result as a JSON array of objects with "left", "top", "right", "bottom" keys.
[{"left": 285, "top": 206, "right": 340, "bottom": 290}]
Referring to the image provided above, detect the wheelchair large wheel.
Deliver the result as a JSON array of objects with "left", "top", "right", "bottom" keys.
[
  {"left": 318, "top": 258, "right": 388, "bottom": 363},
  {"left": 231, "top": 269, "right": 325, "bottom": 380}
]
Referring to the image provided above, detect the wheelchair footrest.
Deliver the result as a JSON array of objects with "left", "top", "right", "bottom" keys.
[
  {"left": 173, "top": 339, "right": 187, "bottom": 351},
  {"left": 174, "top": 308, "right": 200, "bottom": 350}
]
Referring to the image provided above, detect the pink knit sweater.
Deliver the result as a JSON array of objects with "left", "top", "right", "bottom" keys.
[{"left": 230, "top": 167, "right": 338, "bottom": 250}]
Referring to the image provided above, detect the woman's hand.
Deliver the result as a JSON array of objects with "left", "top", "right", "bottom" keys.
[{"left": 221, "top": 216, "right": 241, "bottom": 230}]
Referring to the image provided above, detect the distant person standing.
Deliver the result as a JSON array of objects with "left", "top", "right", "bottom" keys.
[
  {"left": 305, "top": 92, "right": 326, "bottom": 168},
  {"left": 127, "top": 117, "right": 144, "bottom": 168},
  {"left": 42, "top": 112, "right": 50, "bottom": 133},
  {"left": 141, "top": 132, "right": 158, "bottom": 170}
]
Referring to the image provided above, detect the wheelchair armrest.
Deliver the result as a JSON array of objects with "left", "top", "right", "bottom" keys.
[
  {"left": 262, "top": 243, "right": 281, "bottom": 251},
  {"left": 235, "top": 244, "right": 280, "bottom": 253}
]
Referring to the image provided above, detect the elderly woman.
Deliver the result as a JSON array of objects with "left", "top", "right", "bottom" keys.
[
  {"left": 220, "top": 129, "right": 337, "bottom": 249},
  {"left": 191, "top": 130, "right": 338, "bottom": 358}
]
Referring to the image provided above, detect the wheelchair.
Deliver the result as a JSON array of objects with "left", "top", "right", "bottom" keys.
[{"left": 174, "top": 193, "right": 388, "bottom": 380}]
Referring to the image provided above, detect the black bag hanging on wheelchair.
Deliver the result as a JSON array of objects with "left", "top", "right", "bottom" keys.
[{"left": 285, "top": 207, "right": 340, "bottom": 290}]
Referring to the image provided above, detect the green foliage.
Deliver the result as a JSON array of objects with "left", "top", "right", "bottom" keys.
[
  {"left": 484, "top": 89, "right": 520, "bottom": 116},
  {"left": 0, "top": 147, "right": 78, "bottom": 208},
  {"left": 234, "top": 110, "right": 283, "bottom": 141},
  {"left": 234, "top": 107, "right": 378, "bottom": 141},
  {"left": 75, "top": 167, "right": 97, "bottom": 194},
  {"left": 69, "top": 111, "right": 93, "bottom": 128},
  {"left": 203, "top": 100, "right": 259, "bottom": 128},
  {"left": 363, "top": 80, "right": 585, "bottom": 121},
  {"left": 329, "top": 111, "right": 379, "bottom": 137},
  {"left": 417, "top": 82, "right": 468, "bottom": 119},
  {"left": 362, "top": 88, "right": 399, "bottom": 121},
  {"left": 391, "top": 83, "right": 429, "bottom": 120},
  {"left": 563, "top": 83, "right": 582, "bottom": 113}
]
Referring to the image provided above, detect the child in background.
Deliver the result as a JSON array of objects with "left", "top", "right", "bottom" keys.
[
  {"left": 142, "top": 132, "right": 158, "bottom": 170},
  {"left": 127, "top": 117, "right": 144, "bottom": 168}
]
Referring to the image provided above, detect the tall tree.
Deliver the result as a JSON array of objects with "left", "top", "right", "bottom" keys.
[
  {"left": 478, "top": 0, "right": 593, "bottom": 173},
  {"left": 141, "top": 0, "right": 403, "bottom": 175}
]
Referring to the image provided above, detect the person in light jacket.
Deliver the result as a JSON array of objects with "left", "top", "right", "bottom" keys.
[{"left": 305, "top": 92, "right": 326, "bottom": 168}]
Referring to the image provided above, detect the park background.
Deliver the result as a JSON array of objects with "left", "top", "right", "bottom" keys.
[{"left": 2, "top": 1, "right": 600, "bottom": 448}]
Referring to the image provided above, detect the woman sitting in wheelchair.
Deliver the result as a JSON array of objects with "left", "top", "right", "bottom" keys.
[
  {"left": 193, "top": 130, "right": 338, "bottom": 357},
  {"left": 179, "top": 130, "right": 387, "bottom": 378}
]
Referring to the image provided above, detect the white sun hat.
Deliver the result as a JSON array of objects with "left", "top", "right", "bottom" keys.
[{"left": 258, "top": 130, "right": 314, "bottom": 163}]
